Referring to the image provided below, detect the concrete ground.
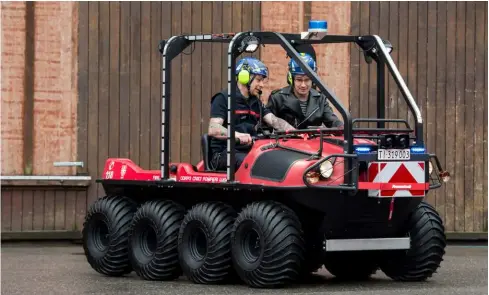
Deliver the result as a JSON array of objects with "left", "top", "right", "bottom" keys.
[{"left": 1, "top": 242, "right": 487, "bottom": 295}]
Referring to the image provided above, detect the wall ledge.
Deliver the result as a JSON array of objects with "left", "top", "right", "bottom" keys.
[
  {"left": 1, "top": 230, "right": 82, "bottom": 241},
  {"left": 0, "top": 176, "right": 91, "bottom": 187}
]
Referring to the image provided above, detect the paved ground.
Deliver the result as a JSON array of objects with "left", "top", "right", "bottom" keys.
[{"left": 1, "top": 242, "right": 487, "bottom": 295}]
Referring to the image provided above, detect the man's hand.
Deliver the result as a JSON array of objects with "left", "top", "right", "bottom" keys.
[{"left": 236, "top": 132, "right": 253, "bottom": 145}]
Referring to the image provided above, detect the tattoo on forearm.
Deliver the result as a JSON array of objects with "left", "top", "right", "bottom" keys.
[
  {"left": 208, "top": 118, "right": 228, "bottom": 138},
  {"left": 264, "top": 114, "right": 295, "bottom": 131}
]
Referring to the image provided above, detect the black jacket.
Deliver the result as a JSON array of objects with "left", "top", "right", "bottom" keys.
[
  {"left": 266, "top": 86, "right": 343, "bottom": 129},
  {"left": 209, "top": 88, "right": 270, "bottom": 155}
]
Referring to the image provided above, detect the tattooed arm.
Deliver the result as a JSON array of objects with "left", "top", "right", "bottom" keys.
[
  {"left": 208, "top": 118, "right": 228, "bottom": 139},
  {"left": 208, "top": 117, "right": 253, "bottom": 145},
  {"left": 262, "top": 113, "right": 296, "bottom": 131}
]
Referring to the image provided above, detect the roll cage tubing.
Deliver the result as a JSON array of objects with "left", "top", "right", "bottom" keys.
[{"left": 159, "top": 32, "right": 424, "bottom": 183}]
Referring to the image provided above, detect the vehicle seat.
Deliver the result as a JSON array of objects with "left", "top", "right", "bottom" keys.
[{"left": 201, "top": 134, "right": 213, "bottom": 171}]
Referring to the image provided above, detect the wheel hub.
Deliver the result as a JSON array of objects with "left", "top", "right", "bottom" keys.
[
  {"left": 189, "top": 228, "right": 208, "bottom": 260},
  {"left": 242, "top": 229, "right": 261, "bottom": 263},
  {"left": 140, "top": 226, "right": 157, "bottom": 256},
  {"left": 91, "top": 218, "right": 110, "bottom": 252}
]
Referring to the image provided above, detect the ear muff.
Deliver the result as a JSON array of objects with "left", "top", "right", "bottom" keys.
[
  {"left": 237, "top": 61, "right": 251, "bottom": 85},
  {"left": 287, "top": 71, "right": 293, "bottom": 85},
  {"left": 238, "top": 68, "right": 250, "bottom": 85}
]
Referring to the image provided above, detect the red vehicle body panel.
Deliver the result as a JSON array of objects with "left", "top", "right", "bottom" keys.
[{"left": 100, "top": 136, "right": 429, "bottom": 197}]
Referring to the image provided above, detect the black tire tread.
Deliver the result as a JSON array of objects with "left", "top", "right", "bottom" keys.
[
  {"left": 232, "top": 201, "right": 306, "bottom": 288},
  {"left": 178, "top": 202, "right": 236, "bottom": 284},
  {"left": 380, "top": 201, "right": 447, "bottom": 281},
  {"left": 82, "top": 196, "right": 136, "bottom": 276},
  {"left": 129, "top": 199, "right": 185, "bottom": 281}
]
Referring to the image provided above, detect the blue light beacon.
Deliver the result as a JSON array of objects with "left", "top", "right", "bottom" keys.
[
  {"left": 308, "top": 20, "right": 328, "bottom": 33},
  {"left": 301, "top": 20, "right": 328, "bottom": 40}
]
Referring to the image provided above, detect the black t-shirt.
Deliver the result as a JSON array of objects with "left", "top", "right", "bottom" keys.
[{"left": 209, "top": 88, "right": 271, "bottom": 154}]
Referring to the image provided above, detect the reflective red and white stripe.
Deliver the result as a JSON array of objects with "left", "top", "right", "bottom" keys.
[{"left": 366, "top": 161, "right": 427, "bottom": 197}]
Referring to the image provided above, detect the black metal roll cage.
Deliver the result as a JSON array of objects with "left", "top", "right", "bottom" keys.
[{"left": 158, "top": 31, "right": 424, "bottom": 184}]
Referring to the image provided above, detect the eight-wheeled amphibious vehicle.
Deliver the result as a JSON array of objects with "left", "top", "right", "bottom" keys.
[{"left": 82, "top": 23, "right": 450, "bottom": 288}]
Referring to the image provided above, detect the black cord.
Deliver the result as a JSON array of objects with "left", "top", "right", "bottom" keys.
[{"left": 182, "top": 42, "right": 196, "bottom": 55}]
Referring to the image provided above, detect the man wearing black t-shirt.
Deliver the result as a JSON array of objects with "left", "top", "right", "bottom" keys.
[{"left": 207, "top": 57, "right": 295, "bottom": 171}]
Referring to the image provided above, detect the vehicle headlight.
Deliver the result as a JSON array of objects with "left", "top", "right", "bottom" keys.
[
  {"left": 429, "top": 161, "right": 433, "bottom": 175},
  {"left": 305, "top": 171, "right": 320, "bottom": 184},
  {"left": 319, "top": 160, "right": 334, "bottom": 179}
]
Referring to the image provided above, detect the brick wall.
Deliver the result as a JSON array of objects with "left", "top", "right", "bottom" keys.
[
  {"left": 1, "top": 2, "right": 78, "bottom": 175},
  {"left": 1, "top": 2, "right": 26, "bottom": 175},
  {"left": 259, "top": 1, "right": 301, "bottom": 101},
  {"left": 32, "top": 2, "right": 78, "bottom": 175},
  {"left": 310, "top": 1, "right": 351, "bottom": 109},
  {"left": 260, "top": 1, "right": 351, "bottom": 111}
]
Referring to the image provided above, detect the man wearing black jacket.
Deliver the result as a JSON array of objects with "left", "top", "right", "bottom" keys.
[{"left": 267, "top": 53, "right": 343, "bottom": 129}]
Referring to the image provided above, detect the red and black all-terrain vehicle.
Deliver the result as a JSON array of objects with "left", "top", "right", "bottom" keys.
[{"left": 82, "top": 27, "right": 451, "bottom": 288}]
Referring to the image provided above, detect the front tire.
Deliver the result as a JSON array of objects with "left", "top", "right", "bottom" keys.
[
  {"left": 82, "top": 196, "right": 136, "bottom": 276},
  {"left": 380, "top": 201, "right": 446, "bottom": 281},
  {"left": 231, "top": 201, "right": 306, "bottom": 288},
  {"left": 128, "top": 200, "right": 185, "bottom": 281},
  {"left": 178, "top": 202, "right": 236, "bottom": 284}
]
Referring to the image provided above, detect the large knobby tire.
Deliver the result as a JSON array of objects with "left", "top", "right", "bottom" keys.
[
  {"left": 231, "top": 201, "right": 306, "bottom": 288},
  {"left": 128, "top": 200, "right": 185, "bottom": 281},
  {"left": 82, "top": 196, "right": 137, "bottom": 276},
  {"left": 380, "top": 201, "right": 447, "bottom": 281},
  {"left": 178, "top": 202, "right": 237, "bottom": 284},
  {"left": 323, "top": 251, "right": 378, "bottom": 280}
]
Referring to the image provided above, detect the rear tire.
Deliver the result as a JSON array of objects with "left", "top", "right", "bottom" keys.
[
  {"left": 82, "top": 196, "right": 136, "bottom": 276},
  {"left": 380, "top": 201, "right": 446, "bottom": 281},
  {"left": 231, "top": 201, "right": 306, "bottom": 288},
  {"left": 128, "top": 200, "right": 185, "bottom": 281},
  {"left": 178, "top": 202, "right": 236, "bottom": 284}
]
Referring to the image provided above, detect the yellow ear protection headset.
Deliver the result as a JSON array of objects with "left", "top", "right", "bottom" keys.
[
  {"left": 287, "top": 52, "right": 308, "bottom": 86},
  {"left": 237, "top": 60, "right": 253, "bottom": 85},
  {"left": 287, "top": 71, "right": 293, "bottom": 85}
]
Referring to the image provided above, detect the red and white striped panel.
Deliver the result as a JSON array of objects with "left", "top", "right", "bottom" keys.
[{"left": 367, "top": 161, "right": 426, "bottom": 197}]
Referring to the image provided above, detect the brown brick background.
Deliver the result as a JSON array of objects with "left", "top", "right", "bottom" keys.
[
  {"left": 260, "top": 1, "right": 351, "bottom": 111},
  {"left": 1, "top": 2, "right": 26, "bottom": 175},
  {"left": 310, "top": 1, "right": 351, "bottom": 109},
  {"left": 1, "top": 2, "right": 78, "bottom": 175},
  {"left": 32, "top": 2, "right": 78, "bottom": 175},
  {"left": 259, "top": 1, "right": 301, "bottom": 101}
]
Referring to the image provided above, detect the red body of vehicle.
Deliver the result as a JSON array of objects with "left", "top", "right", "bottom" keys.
[{"left": 100, "top": 135, "right": 429, "bottom": 198}]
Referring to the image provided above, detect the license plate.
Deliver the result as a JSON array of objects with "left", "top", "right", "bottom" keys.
[{"left": 378, "top": 149, "right": 411, "bottom": 160}]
